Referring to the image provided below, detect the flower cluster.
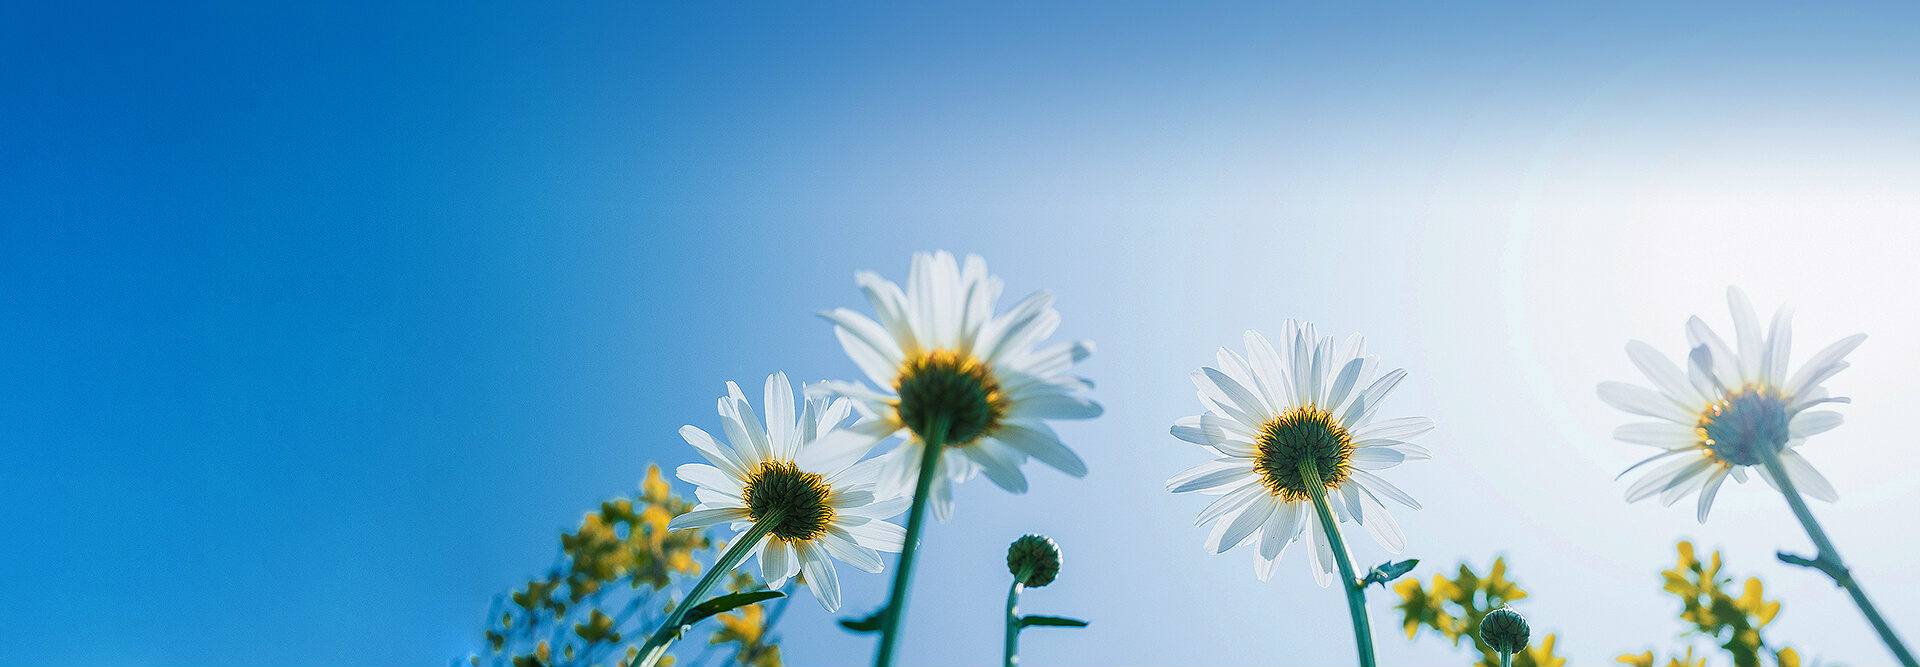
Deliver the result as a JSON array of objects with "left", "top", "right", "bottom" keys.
[
  {"left": 1633, "top": 541, "right": 1802, "bottom": 667},
  {"left": 1393, "top": 558, "right": 1566, "bottom": 667},
  {"left": 466, "top": 255, "right": 1913, "bottom": 667},
  {"left": 471, "top": 466, "right": 784, "bottom": 667}
]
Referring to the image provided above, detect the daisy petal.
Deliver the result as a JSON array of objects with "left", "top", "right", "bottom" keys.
[{"left": 1598, "top": 381, "right": 1698, "bottom": 424}]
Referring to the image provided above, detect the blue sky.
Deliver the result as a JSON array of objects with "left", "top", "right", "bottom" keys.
[{"left": 6, "top": 2, "right": 1920, "bottom": 665}]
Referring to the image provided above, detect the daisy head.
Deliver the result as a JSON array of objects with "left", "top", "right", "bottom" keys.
[
  {"left": 1602, "top": 287, "right": 1865, "bottom": 522},
  {"left": 1167, "top": 322, "right": 1430, "bottom": 585},
  {"left": 666, "top": 372, "right": 910, "bottom": 611},
  {"left": 815, "top": 251, "right": 1100, "bottom": 521}
]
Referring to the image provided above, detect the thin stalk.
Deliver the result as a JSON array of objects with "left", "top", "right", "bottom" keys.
[
  {"left": 1004, "top": 563, "right": 1033, "bottom": 667},
  {"left": 1301, "top": 460, "right": 1376, "bottom": 667},
  {"left": 1758, "top": 447, "right": 1917, "bottom": 667},
  {"left": 873, "top": 416, "right": 949, "bottom": 667},
  {"left": 1499, "top": 651, "right": 1513, "bottom": 667},
  {"left": 632, "top": 515, "right": 779, "bottom": 667}
]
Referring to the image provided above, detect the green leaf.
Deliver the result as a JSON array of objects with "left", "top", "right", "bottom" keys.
[
  {"left": 1361, "top": 559, "right": 1419, "bottom": 588},
  {"left": 682, "top": 591, "right": 785, "bottom": 628},
  {"left": 839, "top": 609, "right": 885, "bottom": 633},
  {"left": 1018, "top": 615, "right": 1089, "bottom": 628}
]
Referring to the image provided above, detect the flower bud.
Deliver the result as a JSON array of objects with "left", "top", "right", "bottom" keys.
[
  {"left": 1480, "top": 607, "right": 1530, "bottom": 654},
  {"left": 1006, "top": 534, "right": 1062, "bottom": 588}
]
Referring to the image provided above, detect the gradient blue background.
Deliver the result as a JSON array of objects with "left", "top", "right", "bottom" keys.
[{"left": 7, "top": 2, "right": 1920, "bottom": 665}]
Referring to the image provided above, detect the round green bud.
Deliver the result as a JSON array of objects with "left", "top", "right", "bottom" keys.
[
  {"left": 1006, "top": 534, "right": 1062, "bottom": 588},
  {"left": 1480, "top": 607, "right": 1530, "bottom": 654}
]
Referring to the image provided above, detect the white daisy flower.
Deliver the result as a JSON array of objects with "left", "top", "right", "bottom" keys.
[
  {"left": 1167, "top": 322, "right": 1431, "bottom": 585},
  {"left": 1601, "top": 286, "right": 1865, "bottom": 523},
  {"left": 666, "top": 372, "right": 910, "bottom": 612},
  {"left": 814, "top": 251, "right": 1099, "bottom": 521}
]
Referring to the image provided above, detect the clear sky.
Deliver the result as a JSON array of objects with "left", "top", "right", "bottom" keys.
[{"left": 6, "top": 2, "right": 1920, "bottom": 665}]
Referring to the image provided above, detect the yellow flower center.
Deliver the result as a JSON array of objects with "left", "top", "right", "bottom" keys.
[
  {"left": 741, "top": 461, "right": 835, "bottom": 541},
  {"left": 1253, "top": 407, "right": 1354, "bottom": 501},
  {"left": 1696, "top": 385, "right": 1790, "bottom": 466},
  {"left": 893, "top": 349, "right": 1007, "bottom": 446}
]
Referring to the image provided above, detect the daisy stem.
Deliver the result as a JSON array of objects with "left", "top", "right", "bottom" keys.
[
  {"left": 874, "top": 416, "right": 948, "bottom": 667},
  {"left": 1498, "top": 651, "right": 1513, "bottom": 667},
  {"left": 1301, "top": 460, "right": 1376, "bottom": 667},
  {"left": 1004, "top": 564, "right": 1033, "bottom": 667},
  {"left": 632, "top": 513, "right": 780, "bottom": 667},
  {"left": 1758, "top": 447, "right": 1918, "bottom": 667}
]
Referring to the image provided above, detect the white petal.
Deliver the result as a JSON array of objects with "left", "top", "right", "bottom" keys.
[
  {"left": 1349, "top": 447, "right": 1407, "bottom": 470},
  {"left": 1789, "top": 411, "right": 1844, "bottom": 439},
  {"left": 1787, "top": 334, "right": 1866, "bottom": 398},
  {"left": 1728, "top": 287, "right": 1764, "bottom": 384},
  {"left": 1339, "top": 369, "right": 1407, "bottom": 428},
  {"left": 1244, "top": 330, "right": 1294, "bottom": 408},
  {"left": 1660, "top": 461, "right": 1715, "bottom": 506},
  {"left": 823, "top": 309, "right": 908, "bottom": 386},
  {"left": 1598, "top": 381, "right": 1698, "bottom": 424},
  {"left": 1762, "top": 307, "right": 1793, "bottom": 388},
  {"left": 675, "top": 463, "right": 742, "bottom": 495},
  {"left": 797, "top": 420, "right": 898, "bottom": 475},
  {"left": 1203, "top": 412, "right": 1261, "bottom": 445},
  {"left": 1303, "top": 506, "right": 1337, "bottom": 588},
  {"left": 761, "top": 538, "right": 796, "bottom": 588},
  {"left": 1194, "top": 367, "right": 1266, "bottom": 426},
  {"left": 929, "top": 473, "right": 956, "bottom": 522},
  {"left": 1350, "top": 470, "right": 1421, "bottom": 509},
  {"left": 1696, "top": 466, "right": 1730, "bottom": 523},
  {"left": 843, "top": 520, "right": 906, "bottom": 552},
  {"left": 1613, "top": 422, "right": 1703, "bottom": 449},
  {"left": 1167, "top": 459, "right": 1257, "bottom": 493},
  {"left": 1685, "top": 316, "right": 1742, "bottom": 390},
  {"left": 1780, "top": 451, "right": 1838, "bottom": 502},
  {"left": 1209, "top": 497, "right": 1275, "bottom": 554},
  {"left": 1005, "top": 393, "right": 1102, "bottom": 420},
  {"left": 1259, "top": 500, "right": 1303, "bottom": 560},
  {"left": 1339, "top": 483, "right": 1365, "bottom": 525},
  {"left": 981, "top": 291, "right": 1058, "bottom": 364},
  {"left": 1216, "top": 348, "right": 1276, "bottom": 416},
  {"left": 964, "top": 441, "right": 1030, "bottom": 494},
  {"left": 764, "top": 372, "right": 797, "bottom": 459},
  {"left": 795, "top": 541, "right": 842, "bottom": 611},
  {"left": 993, "top": 421, "right": 1087, "bottom": 477},
  {"left": 855, "top": 270, "right": 921, "bottom": 357},
  {"left": 1624, "top": 455, "right": 1709, "bottom": 503},
  {"left": 1323, "top": 357, "right": 1366, "bottom": 416},
  {"left": 1351, "top": 416, "right": 1434, "bottom": 442},
  {"left": 1355, "top": 487, "right": 1407, "bottom": 553},
  {"left": 1194, "top": 481, "right": 1265, "bottom": 526},
  {"left": 1625, "top": 340, "right": 1706, "bottom": 407},
  {"left": 669, "top": 507, "right": 751, "bottom": 532},
  {"left": 1024, "top": 340, "right": 1093, "bottom": 378},
  {"left": 819, "top": 529, "right": 885, "bottom": 573},
  {"left": 680, "top": 425, "right": 749, "bottom": 480}
]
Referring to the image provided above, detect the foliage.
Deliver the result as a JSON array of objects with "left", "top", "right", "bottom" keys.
[
  {"left": 464, "top": 465, "right": 785, "bottom": 667},
  {"left": 1618, "top": 541, "right": 1807, "bottom": 667},
  {"left": 1398, "top": 544, "right": 1820, "bottom": 667},
  {"left": 1394, "top": 557, "right": 1568, "bottom": 667}
]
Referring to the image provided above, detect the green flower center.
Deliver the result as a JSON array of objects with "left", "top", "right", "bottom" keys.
[
  {"left": 1254, "top": 407, "right": 1354, "bottom": 501},
  {"left": 894, "top": 349, "right": 1006, "bottom": 446},
  {"left": 1697, "top": 386, "right": 1790, "bottom": 466},
  {"left": 741, "top": 461, "right": 835, "bottom": 541}
]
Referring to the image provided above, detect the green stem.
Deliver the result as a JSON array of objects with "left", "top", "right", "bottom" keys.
[
  {"left": 873, "top": 417, "right": 948, "bottom": 667},
  {"left": 632, "top": 515, "right": 778, "bottom": 667},
  {"left": 1499, "top": 650, "right": 1513, "bottom": 667},
  {"left": 1004, "top": 579, "right": 1024, "bottom": 667},
  {"left": 1758, "top": 447, "right": 1917, "bottom": 667},
  {"left": 1301, "top": 460, "right": 1376, "bottom": 667},
  {"left": 1005, "top": 563, "right": 1033, "bottom": 667}
]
